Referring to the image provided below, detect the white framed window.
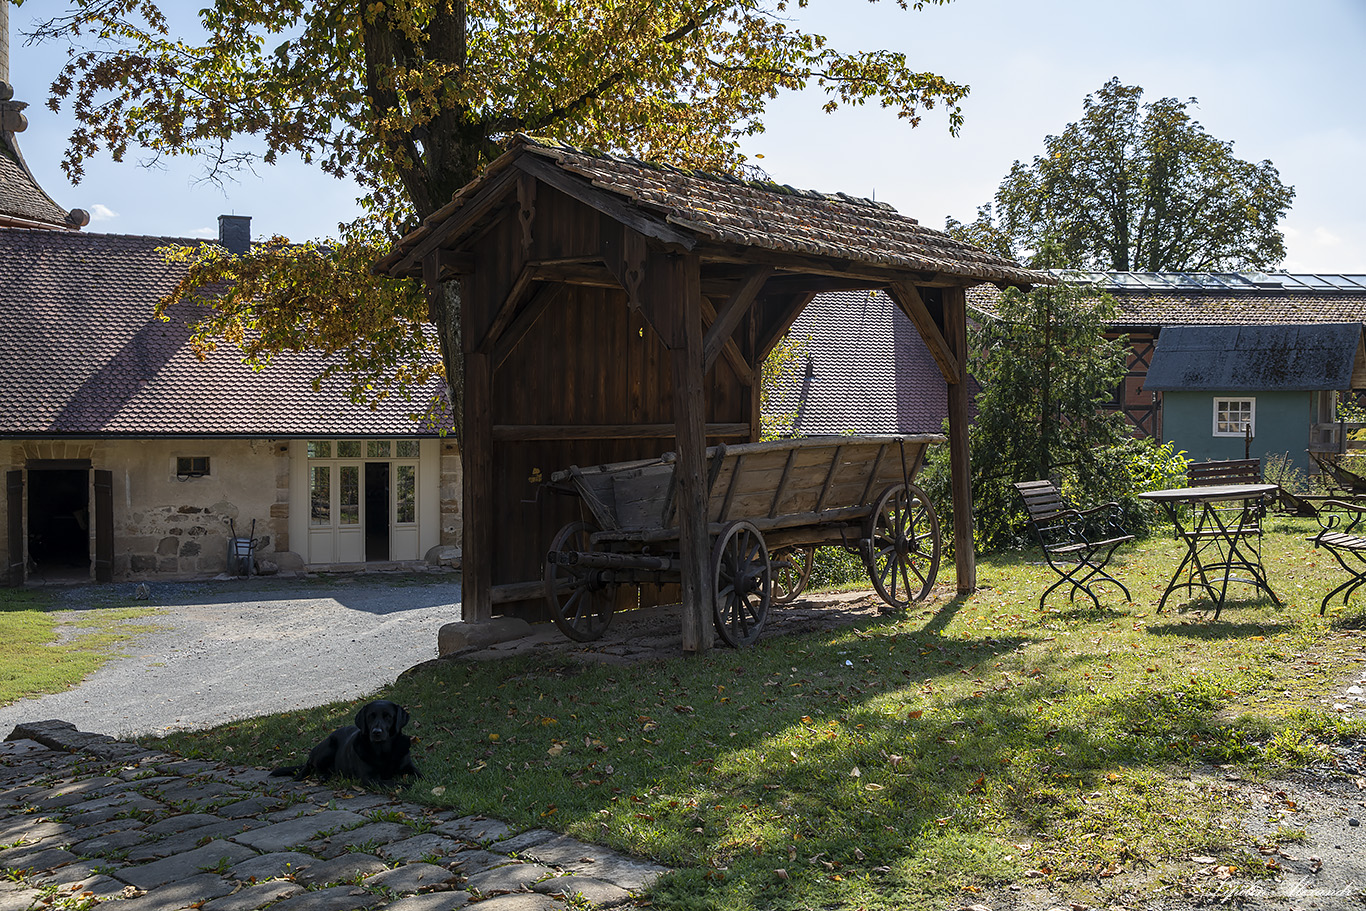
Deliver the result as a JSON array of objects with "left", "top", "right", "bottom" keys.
[{"left": 1213, "top": 397, "right": 1255, "bottom": 437}]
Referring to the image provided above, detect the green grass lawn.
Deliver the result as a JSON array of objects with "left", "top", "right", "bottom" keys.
[
  {"left": 151, "top": 515, "right": 1366, "bottom": 911},
  {"left": 0, "top": 588, "right": 165, "bottom": 706}
]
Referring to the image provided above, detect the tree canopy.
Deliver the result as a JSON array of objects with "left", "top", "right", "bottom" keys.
[
  {"left": 948, "top": 77, "right": 1295, "bottom": 272},
  {"left": 23, "top": 0, "right": 969, "bottom": 430}
]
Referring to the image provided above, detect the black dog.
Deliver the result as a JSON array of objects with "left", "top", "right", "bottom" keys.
[{"left": 271, "top": 700, "right": 418, "bottom": 786}]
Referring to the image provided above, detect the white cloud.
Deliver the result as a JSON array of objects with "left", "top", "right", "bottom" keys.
[
  {"left": 86, "top": 204, "right": 118, "bottom": 222},
  {"left": 190, "top": 226, "right": 217, "bottom": 239}
]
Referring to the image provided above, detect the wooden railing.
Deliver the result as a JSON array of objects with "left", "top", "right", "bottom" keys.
[{"left": 1308, "top": 421, "right": 1366, "bottom": 454}]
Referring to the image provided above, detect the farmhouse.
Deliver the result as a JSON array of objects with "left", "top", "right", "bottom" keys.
[{"left": 0, "top": 222, "right": 458, "bottom": 585}]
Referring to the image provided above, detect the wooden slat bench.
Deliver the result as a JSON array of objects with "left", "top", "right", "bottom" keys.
[
  {"left": 1014, "top": 479, "right": 1135, "bottom": 609},
  {"left": 1188, "top": 458, "right": 1261, "bottom": 486},
  {"left": 1309, "top": 498, "right": 1366, "bottom": 615}
]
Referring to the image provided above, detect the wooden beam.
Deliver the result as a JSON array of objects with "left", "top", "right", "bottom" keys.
[
  {"left": 888, "top": 282, "right": 959, "bottom": 384},
  {"left": 388, "top": 165, "right": 519, "bottom": 278},
  {"left": 474, "top": 264, "right": 538, "bottom": 356},
  {"left": 491, "top": 282, "right": 566, "bottom": 371},
  {"left": 756, "top": 292, "right": 817, "bottom": 363},
  {"left": 942, "top": 285, "right": 976, "bottom": 594},
  {"left": 658, "top": 251, "right": 713, "bottom": 653},
  {"left": 516, "top": 154, "right": 698, "bottom": 250},
  {"left": 703, "top": 265, "right": 771, "bottom": 374},
  {"left": 699, "top": 295, "right": 753, "bottom": 386},
  {"left": 462, "top": 350, "right": 495, "bottom": 622}
]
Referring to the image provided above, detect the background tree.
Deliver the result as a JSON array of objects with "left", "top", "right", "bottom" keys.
[
  {"left": 22, "top": 0, "right": 968, "bottom": 439},
  {"left": 921, "top": 278, "right": 1134, "bottom": 551},
  {"left": 952, "top": 77, "right": 1294, "bottom": 272}
]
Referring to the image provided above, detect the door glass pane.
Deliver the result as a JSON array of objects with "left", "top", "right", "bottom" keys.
[
  {"left": 397, "top": 440, "right": 421, "bottom": 459},
  {"left": 367, "top": 440, "right": 391, "bottom": 458},
  {"left": 309, "top": 466, "right": 330, "bottom": 525},
  {"left": 396, "top": 465, "right": 416, "bottom": 524},
  {"left": 307, "top": 441, "right": 331, "bottom": 459},
  {"left": 339, "top": 466, "right": 360, "bottom": 526},
  {"left": 337, "top": 440, "right": 362, "bottom": 458}
]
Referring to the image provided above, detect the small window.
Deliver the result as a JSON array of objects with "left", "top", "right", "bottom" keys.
[
  {"left": 337, "top": 440, "right": 362, "bottom": 458},
  {"left": 397, "top": 440, "right": 421, "bottom": 458},
  {"left": 1213, "top": 398, "right": 1255, "bottom": 437},
  {"left": 176, "top": 456, "right": 210, "bottom": 478},
  {"left": 307, "top": 441, "right": 331, "bottom": 459}
]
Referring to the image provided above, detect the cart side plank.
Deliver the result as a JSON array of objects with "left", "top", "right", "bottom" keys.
[{"left": 556, "top": 435, "right": 942, "bottom": 545}]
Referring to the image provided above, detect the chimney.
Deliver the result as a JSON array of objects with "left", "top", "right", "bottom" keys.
[{"left": 218, "top": 214, "right": 251, "bottom": 254}]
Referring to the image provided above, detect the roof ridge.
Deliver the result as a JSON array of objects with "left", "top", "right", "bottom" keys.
[{"left": 513, "top": 133, "right": 900, "bottom": 215}]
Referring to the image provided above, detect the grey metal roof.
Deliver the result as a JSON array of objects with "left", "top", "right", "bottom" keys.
[
  {"left": 1144, "top": 323, "right": 1364, "bottom": 392},
  {"left": 1068, "top": 271, "right": 1366, "bottom": 293}
]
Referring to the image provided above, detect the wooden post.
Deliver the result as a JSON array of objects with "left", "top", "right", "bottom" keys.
[
  {"left": 463, "top": 352, "right": 494, "bottom": 623},
  {"left": 662, "top": 252, "right": 713, "bottom": 653},
  {"left": 943, "top": 285, "right": 976, "bottom": 593}
]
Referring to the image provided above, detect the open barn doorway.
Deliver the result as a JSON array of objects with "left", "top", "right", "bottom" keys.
[{"left": 27, "top": 467, "right": 91, "bottom": 582}]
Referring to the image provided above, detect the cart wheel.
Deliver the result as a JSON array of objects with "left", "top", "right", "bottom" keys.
[
  {"left": 711, "top": 520, "right": 771, "bottom": 648},
  {"left": 864, "top": 482, "right": 941, "bottom": 609},
  {"left": 772, "top": 546, "right": 815, "bottom": 605},
  {"left": 544, "top": 521, "right": 616, "bottom": 642}
]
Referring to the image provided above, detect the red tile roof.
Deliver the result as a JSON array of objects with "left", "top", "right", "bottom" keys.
[
  {"left": 0, "top": 227, "right": 448, "bottom": 436},
  {"left": 767, "top": 290, "right": 970, "bottom": 435}
]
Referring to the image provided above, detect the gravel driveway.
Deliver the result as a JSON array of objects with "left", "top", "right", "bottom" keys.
[{"left": 0, "top": 572, "right": 463, "bottom": 739}]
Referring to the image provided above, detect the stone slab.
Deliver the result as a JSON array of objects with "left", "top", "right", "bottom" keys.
[
  {"left": 533, "top": 875, "right": 633, "bottom": 907},
  {"left": 292, "top": 853, "right": 389, "bottom": 887},
  {"left": 111, "top": 873, "right": 237, "bottom": 911},
  {"left": 119, "top": 839, "right": 260, "bottom": 890},
  {"left": 381, "top": 892, "right": 472, "bottom": 911},
  {"left": 202, "top": 879, "right": 306, "bottom": 911},
  {"left": 464, "top": 862, "right": 555, "bottom": 895},
  {"left": 269, "top": 883, "right": 382, "bottom": 911},
  {"left": 230, "top": 851, "right": 319, "bottom": 882},
  {"left": 363, "top": 862, "right": 460, "bottom": 894},
  {"left": 231, "top": 810, "right": 367, "bottom": 853}
]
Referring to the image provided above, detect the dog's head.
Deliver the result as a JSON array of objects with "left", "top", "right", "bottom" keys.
[{"left": 355, "top": 700, "right": 411, "bottom": 743}]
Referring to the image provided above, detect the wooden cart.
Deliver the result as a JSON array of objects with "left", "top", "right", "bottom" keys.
[{"left": 543, "top": 434, "right": 944, "bottom": 647}]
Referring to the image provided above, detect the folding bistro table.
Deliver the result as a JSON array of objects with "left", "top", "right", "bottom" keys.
[{"left": 1138, "top": 483, "right": 1281, "bottom": 618}]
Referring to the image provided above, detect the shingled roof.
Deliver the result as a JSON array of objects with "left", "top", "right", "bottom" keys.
[
  {"left": 380, "top": 135, "right": 1051, "bottom": 288},
  {"left": 967, "top": 271, "right": 1366, "bottom": 327},
  {"left": 0, "top": 227, "right": 447, "bottom": 436},
  {"left": 767, "top": 290, "right": 969, "bottom": 435},
  {"left": 0, "top": 126, "right": 83, "bottom": 230}
]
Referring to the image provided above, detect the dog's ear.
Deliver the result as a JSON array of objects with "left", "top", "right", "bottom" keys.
[
  {"left": 395, "top": 704, "right": 410, "bottom": 730},
  {"left": 354, "top": 704, "right": 369, "bottom": 730}
]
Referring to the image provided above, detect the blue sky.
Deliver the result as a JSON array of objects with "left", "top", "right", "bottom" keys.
[{"left": 8, "top": 0, "right": 1364, "bottom": 273}]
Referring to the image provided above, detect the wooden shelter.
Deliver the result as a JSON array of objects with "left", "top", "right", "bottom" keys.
[{"left": 378, "top": 135, "right": 1050, "bottom": 652}]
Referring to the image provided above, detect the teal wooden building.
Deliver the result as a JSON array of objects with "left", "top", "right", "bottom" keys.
[{"left": 1143, "top": 323, "right": 1366, "bottom": 474}]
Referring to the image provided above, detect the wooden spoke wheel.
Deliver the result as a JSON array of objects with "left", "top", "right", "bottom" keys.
[
  {"left": 772, "top": 546, "right": 815, "bottom": 605},
  {"left": 711, "top": 520, "right": 772, "bottom": 648},
  {"left": 544, "top": 521, "right": 616, "bottom": 641},
  {"left": 863, "top": 482, "right": 941, "bottom": 610}
]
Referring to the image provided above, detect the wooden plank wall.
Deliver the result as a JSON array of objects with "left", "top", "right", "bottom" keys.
[{"left": 475, "top": 184, "right": 750, "bottom": 620}]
